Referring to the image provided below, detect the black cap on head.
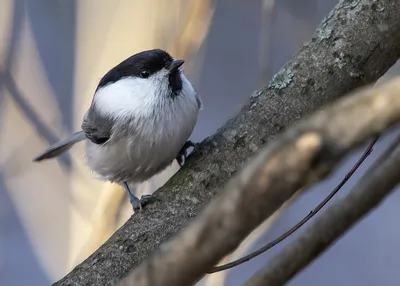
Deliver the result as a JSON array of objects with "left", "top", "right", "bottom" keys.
[{"left": 97, "top": 49, "right": 184, "bottom": 95}]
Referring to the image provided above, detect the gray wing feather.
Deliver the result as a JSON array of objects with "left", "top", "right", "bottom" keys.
[
  {"left": 81, "top": 107, "right": 114, "bottom": 145},
  {"left": 33, "top": 131, "right": 86, "bottom": 162}
]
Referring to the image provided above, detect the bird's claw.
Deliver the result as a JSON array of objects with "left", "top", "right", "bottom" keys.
[
  {"left": 123, "top": 182, "right": 157, "bottom": 213},
  {"left": 130, "top": 194, "right": 156, "bottom": 212},
  {"left": 176, "top": 140, "right": 199, "bottom": 167}
]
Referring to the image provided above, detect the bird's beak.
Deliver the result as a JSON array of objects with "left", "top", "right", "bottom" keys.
[{"left": 169, "top": 59, "right": 185, "bottom": 71}]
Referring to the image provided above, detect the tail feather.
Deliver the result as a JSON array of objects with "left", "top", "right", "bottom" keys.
[{"left": 33, "top": 131, "right": 86, "bottom": 162}]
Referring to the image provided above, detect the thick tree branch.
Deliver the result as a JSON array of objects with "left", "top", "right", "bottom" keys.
[
  {"left": 55, "top": 0, "right": 400, "bottom": 285},
  {"left": 245, "top": 135, "right": 400, "bottom": 286},
  {"left": 118, "top": 77, "right": 400, "bottom": 286}
]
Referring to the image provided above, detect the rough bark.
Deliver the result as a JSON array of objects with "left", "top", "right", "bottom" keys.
[
  {"left": 55, "top": 0, "right": 400, "bottom": 285},
  {"left": 118, "top": 77, "right": 400, "bottom": 286},
  {"left": 245, "top": 136, "right": 400, "bottom": 286}
]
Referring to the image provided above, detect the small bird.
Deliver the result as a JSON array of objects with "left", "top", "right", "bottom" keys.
[{"left": 33, "top": 49, "right": 202, "bottom": 211}]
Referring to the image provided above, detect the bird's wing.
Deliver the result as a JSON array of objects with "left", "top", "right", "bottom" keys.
[{"left": 81, "top": 110, "right": 114, "bottom": 145}]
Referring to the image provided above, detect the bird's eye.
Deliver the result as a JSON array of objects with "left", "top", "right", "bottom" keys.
[{"left": 139, "top": 68, "right": 150, "bottom": 78}]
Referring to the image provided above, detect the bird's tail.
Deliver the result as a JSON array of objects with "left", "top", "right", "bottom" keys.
[{"left": 33, "top": 131, "right": 86, "bottom": 162}]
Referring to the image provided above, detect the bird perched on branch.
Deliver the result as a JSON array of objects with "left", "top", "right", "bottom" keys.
[{"left": 33, "top": 49, "right": 202, "bottom": 212}]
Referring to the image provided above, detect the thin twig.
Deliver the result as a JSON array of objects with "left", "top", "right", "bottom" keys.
[
  {"left": 245, "top": 134, "right": 400, "bottom": 286},
  {"left": 205, "top": 190, "right": 299, "bottom": 285},
  {"left": 207, "top": 135, "right": 380, "bottom": 273},
  {"left": 258, "top": 0, "right": 276, "bottom": 86}
]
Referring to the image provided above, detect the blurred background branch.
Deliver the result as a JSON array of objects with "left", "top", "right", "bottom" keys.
[
  {"left": 245, "top": 134, "right": 400, "bottom": 286},
  {"left": 119, "top": 76, "right": 400, "bottom": 286},
  {"left": 208, "top": 135, "right": 379, "bottom": 273}
]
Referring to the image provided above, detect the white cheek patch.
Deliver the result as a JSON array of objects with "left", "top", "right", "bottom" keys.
[{"left": 93, "top": 72, "right": 169, "bottom": 119}]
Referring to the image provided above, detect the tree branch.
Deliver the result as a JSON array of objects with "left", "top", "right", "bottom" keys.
[
  {"left": 208, "top": 135, "right": 379, "bottom": 273},
  {"left": 117, "top": 76, "right": 400, "bottom": 286},
  {"left": 245, "top": 135, "right": 400, "bottom": 286},
  {"left": 55, "top": 0, "right": 400, "bottom": 285}
]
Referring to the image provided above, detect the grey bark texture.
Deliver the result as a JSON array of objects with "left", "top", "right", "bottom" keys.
[
  {"left": 118, "top": 77, "right": 400, "bottom": 286},
  {"left": 245, "top": 135, "right": 400, "bottom": 286},
  {"left": 55, "top": 0, "right": 400, "bottom": 285}
]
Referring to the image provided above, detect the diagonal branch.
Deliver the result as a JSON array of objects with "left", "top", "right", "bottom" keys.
[
  {"left": 118, "top": 76, "right": 400, "bottom": 286},
  {"left": 55, "top": 0, "right": 400, "bottom": 285},
  {"left": 207, "top": 135, "right": 380, "bottom": 273},
  {"left": 245, "top": 135, "right": 400, "bottom": 286}
]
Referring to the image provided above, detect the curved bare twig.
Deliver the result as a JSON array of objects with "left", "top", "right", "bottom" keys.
[
  {"left": 245, "top": 133, "right": 400, "bottom": 286},
  {"left": 207, "top": 135, "right": 379, "bottom": 273}
]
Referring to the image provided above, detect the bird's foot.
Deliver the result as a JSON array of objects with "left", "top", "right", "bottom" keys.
[
  {"left": 123, "top": 182, "right": 157, "bottom": 213},
  {"left": 176, "top": 140, "right": 200, "bottom": 167},
  {"left": 129, "top": 194, "right": 156, "bottom": 212}
]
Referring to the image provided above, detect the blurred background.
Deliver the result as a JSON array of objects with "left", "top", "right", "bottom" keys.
[{"left": 1, "top": 0, "right": 400, "bottom": 285}]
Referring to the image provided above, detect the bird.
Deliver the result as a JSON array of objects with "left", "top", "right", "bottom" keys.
[{"left": 33, "top": 49, "right": 202, "bottom": 212}]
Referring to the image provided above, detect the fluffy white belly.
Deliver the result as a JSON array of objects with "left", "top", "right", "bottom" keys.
[
  {"left": 85, "top": 138, "right": 181, "bottom": 183},
  {"left": 84, "top": 107, "right": 198, "bottom": 184}
]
